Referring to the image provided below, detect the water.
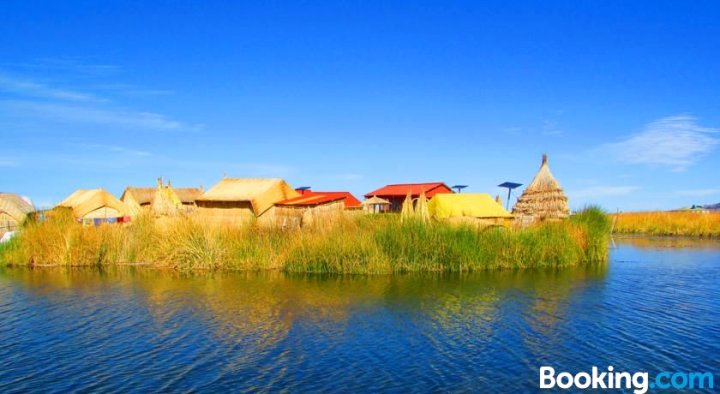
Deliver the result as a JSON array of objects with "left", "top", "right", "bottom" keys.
[{"left": 1, "top": 237, "right": 719, "bottom": 392}]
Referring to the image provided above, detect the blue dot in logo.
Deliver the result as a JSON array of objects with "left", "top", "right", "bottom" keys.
[{"left": 650, "top": 383, "right": 656, "bottom": 389}]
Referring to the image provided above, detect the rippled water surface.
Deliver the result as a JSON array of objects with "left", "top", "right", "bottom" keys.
[{"left": 1, "top": 237, "right": 719, "bottom": 392}]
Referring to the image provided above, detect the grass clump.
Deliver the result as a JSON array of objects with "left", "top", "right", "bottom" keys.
[{"left": 0, "top": 208, "right": 610, "bottom": 273}]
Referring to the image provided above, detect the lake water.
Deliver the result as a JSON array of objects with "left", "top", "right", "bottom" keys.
[{"left": 1, "top": 237, "right": 719, "bottom": 392}]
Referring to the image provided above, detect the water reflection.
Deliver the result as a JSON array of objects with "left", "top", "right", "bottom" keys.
[
  {"left": 614, "top": 235, "right": 720, "bottom": 250},
  {"left": 3, "top": 248, "right": 718, "bottom": 392}
]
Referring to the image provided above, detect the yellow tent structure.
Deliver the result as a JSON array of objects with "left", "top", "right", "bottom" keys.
[
  {"left": 428, "top": 193, "right": 512, "bottom": 223},
  {"left": 196, "top": 178, "right": 300, "bottom": 225},
  {"left": 56, "top": 189, "right": 129, "bottom": 220}
]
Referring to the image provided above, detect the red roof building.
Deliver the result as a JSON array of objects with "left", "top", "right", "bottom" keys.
[{"left": 364, "top": 182, "right": 453, "bottom": 212}]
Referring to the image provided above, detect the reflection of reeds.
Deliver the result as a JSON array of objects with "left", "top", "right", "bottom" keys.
[
  {"left": 613, "top": 211, "right": 720, "bottom": 237},
  {"left": 1, "top": 208, "right": 610, "bottom": 273}
]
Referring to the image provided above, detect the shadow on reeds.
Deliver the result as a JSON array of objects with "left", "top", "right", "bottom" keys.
[{"left": 0, "top": 208, "right": 611, "bottom": 273}]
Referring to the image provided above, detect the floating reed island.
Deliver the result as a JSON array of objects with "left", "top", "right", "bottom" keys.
[
  {"left": 1, "top": 155, "right": 612, "bottom": 273},
  {"left": 0, "top": 207, "right": 610, "bottom": 273}
]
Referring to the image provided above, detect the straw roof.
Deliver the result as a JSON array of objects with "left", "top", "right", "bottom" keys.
[
  {"left": 0, "top": 193, "right": 34, "bottom": 222},
  {"left": 122, "top": 183, "right": 203, "bottom": 215},
  {"left": 57, "top": 189, "right": 129, "bottom": 218},
  {"left": 429, "top": 193, "right": 512, "bottom": 219},
  {"left": 174, "top": 188, "right": 203, "bottom": 204},
  {"left": 362, "top": 196, "right": 390, "bottom": 205},
  {"left": 512, "top": 154, "right": 570, "bottom": 220},
  {"left": 197, "top": 178, "right": 300, "bottom": 216},
  {"left": 121, "top": 187, "right": 156, "bottom": 205}
]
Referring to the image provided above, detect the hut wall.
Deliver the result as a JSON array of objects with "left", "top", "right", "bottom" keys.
[
  {"left": 196, "top": 201, "right": 256, "bottom": 225},
  {"left": 0, "top": 212, "right": 21, "bottom": 234},
  {"left": 274, "top": 200, "right": 345, "bottom": 228},
  {"left": 83, "top": 207, "right": 123, "bottom": 219}
]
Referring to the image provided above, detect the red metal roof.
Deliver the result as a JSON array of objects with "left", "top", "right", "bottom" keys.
[
  {"left": 364, "top": 183, "right": 453, "bottom": 198},
  {"left": 276, "top": 191, "right": 362, "bottom": 208}
]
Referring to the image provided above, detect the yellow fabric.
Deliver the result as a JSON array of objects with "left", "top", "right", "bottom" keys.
[{"left": 428, "top": 193, "right": 512, "bottom": 219}]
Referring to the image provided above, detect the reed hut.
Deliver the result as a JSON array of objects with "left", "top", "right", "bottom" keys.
[
  {"left": 0, "top": 193, "right": 34, "bottom": 234},
  {"left": 56, "top": 189, "right": 129, "bottom": 223},
  {"left": 362, "top": 196, "right": 390, "bottom": 213},
  {"left": 174, "top": 187, "right": 203, "bottom": 212},
  {"left": 195, "top": 178, "right": 300, "bottom": 226},
  {"left": 428, "top": 193, "right": 512, "bottom": 226},
  {"left": 274, "top": 191, "right": 361, "bottom": 228},
  {"left": 121, "top": 178, "right": 202, "bottom": 217},
  {"left": 512, "top": 154, "right": 570, "bottom": 224},
  {"left": 364, "top": 182, "right": 453, "bottom": 212}
]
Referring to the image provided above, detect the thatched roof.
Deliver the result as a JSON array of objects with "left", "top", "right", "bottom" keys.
[
  {"left": 121, "top": 184, "right": 202, "bottom": 211},
  {"left": 512, "top": 154, "right": 570, "bottom": 220},
  {"left": 174, "top": 188, "right": 203, "bottom": 204},
  {"left": 57, "top": 189, "right": 129, "bottom": 218},
  {"left": 121, "top": 187, "right": 156, "bottom": 205},
  {"left": 0, "top": 193, "right": 34, "bottom": 222},
  {"left": 197, "top": 178, "right": 300, "bottom": 216},
  {"left": 362, "top": 196, "right": 390, "bottom": 205}
]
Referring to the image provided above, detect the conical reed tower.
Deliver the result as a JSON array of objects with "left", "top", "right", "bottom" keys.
[{"left": 512, "top": 154, "right": 570, "bottom": 222}]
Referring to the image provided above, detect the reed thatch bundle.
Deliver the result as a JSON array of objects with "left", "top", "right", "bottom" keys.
[
  {"left": 512, "top": 154, "right": 570, "bottom": 222},
  {"left": 415, "top": 191, "right": 429, "bottom": 223},
  {"left": 400, "top": 192, "right": 414, "bottom": 222}
]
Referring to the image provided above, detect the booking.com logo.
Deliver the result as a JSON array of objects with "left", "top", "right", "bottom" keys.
[{"left": 540, "top": 366, "right": 714, "bottom": 393}]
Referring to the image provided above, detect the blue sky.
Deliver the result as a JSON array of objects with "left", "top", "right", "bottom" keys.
[{"left": 1, "top": 1, "right": 719, "bottom": 211}]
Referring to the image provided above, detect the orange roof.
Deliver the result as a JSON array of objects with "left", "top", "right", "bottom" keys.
[
  {"left": 276, "top": 191, "right": 362, "bottom": 208},
  {"left": 364, "top": 182, "right": 453, "bottom": 198}
]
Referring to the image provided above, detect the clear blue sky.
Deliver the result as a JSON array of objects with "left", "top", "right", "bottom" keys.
[{"left": 1, "top": 1, "right": 719, "bottom": 211}]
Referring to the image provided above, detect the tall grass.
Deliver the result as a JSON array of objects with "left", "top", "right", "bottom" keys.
[
  {"left": 612, "top": 211, "right": 720, "bottom": 237},
  {"left": 0, "top": 208, "right": 610, "bottom": 273}
]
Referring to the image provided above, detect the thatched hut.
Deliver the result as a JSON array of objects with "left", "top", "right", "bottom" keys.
[
  {"left": 195, "top": 178, "right": 300, "bottom": 226},
  {"left": 362, "top": 196, "right": 390, "bottom": 213},
  {"left": 174, "top": 187, "right": 203, "bottom": 212},
  {"left": 56, "top": 189, "right": 129, "bottom": 223},
  {"left": 0, "top": 193, "right": 34, "bottom": 234},
  {"left": 512, "top": 154, "right": 570, "bottom": 223},
  {"left": 274, "top": 191, "right": 361, "bottom": 228},
  {"left": 121, "top": 178, "right": 202, "bottom": 217}
]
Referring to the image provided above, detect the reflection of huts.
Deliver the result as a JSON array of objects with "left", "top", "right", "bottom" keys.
[
  {"left": 274, "top": 191, "right": 362, "bottom": 228},
  {"left": 428, "top": 193, "right": 513, "bottom": 226},
  {"left": 56, "top": 189, "right": 129, "bottom": 223},
  {"left": 0, "top": 193, "right": 34, "bottom": 234},
  {"left": 362, "top": 196, "right": 391, "bottom": 213},
  {"left": 195, "top": 178, "right": 300, "bottom": 225},
  {"left": 121, "top": 178, "right": 202, "bottom": 216},
  {"left": 364, "top": 182, "right": 453, "bottom": 212},
  {"left": 512, "top": 154, "right": 570, "bottom": 224}
]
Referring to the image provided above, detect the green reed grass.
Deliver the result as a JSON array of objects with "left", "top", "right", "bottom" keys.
[{"left": 0, "top": 207, "right": 610, "bottom": 273}]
